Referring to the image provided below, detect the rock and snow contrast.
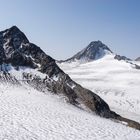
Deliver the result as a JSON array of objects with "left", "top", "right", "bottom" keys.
[
  {"left": 59, "top": 55, "right": 140, "bottom": 121},
  {"left": 58, "top": 41, "right": 140, "bottom": 69},
  {"left": 59, "top": 41, "right": 113, "bottom": 63},
  {"left": 58, "top": 42, "right": 140, "bottom": 124},
  {"left": 58, "top": 41, "right": 133, "bottom": 63},
  {"left": 0, "top": 26, "right": 140, "bottom": 139}
]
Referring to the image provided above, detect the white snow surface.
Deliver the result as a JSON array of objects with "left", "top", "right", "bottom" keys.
[
  {"left": 0, "top": 83, "right": 140, "bottom": 140},
  {"left": 58, "top": 55, "right": 140, "bottom": 123},
  {"left": 0, "top": 64, "right": 46, "bottom": 80}
]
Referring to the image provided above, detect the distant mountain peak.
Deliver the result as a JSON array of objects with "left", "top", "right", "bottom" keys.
[
  {"left": 89, "top": 40, "right": 105, "bottom": 45},
  {"left": 62, "top": 40, "right": 113, "bottom": 63},
  {"left": 58, "top": 41, "right": 140, "bottom": 70},
  {"left": 86, "top": 40, "right": 112, "bottom": 53},
  {"left": 89, "top": 40, "right": 102, "bottom": 45}
]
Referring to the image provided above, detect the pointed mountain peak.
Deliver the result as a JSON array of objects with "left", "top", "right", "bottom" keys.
[
  {"left": 63, "top": 41, "right": 113, "bottom": 63},
  {"left": 2, "top": 26, "right": 22, "bottom": 35},
  {"left": 89, "top": 40, "right": 103, "bottom": 45},
  {"left": 0, "top": 26, "right": 55, "bottom": 71},
  {"left": 1, "top": 26, "right": 29, "bottom": 43},
  {"left": 0, "top": 26, "right": 29, "bottom": 54},
  {"left": 9, "top": 25, "right": 20, "bottom": 32},
  {"left": 87, "top": 40, "right": 113, "bottom": 53}
]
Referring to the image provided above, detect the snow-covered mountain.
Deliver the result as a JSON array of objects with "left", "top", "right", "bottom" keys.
[
  {"left": 58, "top": 54, "right": 140, "bottom": 126},
  {"left": 58, "top": 41, "right": 140, "bottom": 71},
  {"left": 58, "top": 41, "right": 140, "bottom": 124},
  {"left": 59, "top": 41, "right": 133, "bottom": 63},
  {"left": 0, "top": 26, "right": 140, "bottom": 139},
  {"left": 59, "top": 41, "right": 113, "bottom": 63}
]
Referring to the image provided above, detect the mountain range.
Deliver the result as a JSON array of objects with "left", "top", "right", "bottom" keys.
[
  {"left": 0, "top": 26, "right": 140, "bottom": 139},
  {"left": 58, "top": 40, "right": 140, "bottom": 70},
  {"left": 59, "top": 40, "right": 132, "bottom": 62},
  {"left": 0, "top": 26, "right": 119, "bottom": 117},
  {"left": 58, "top": 39, "right": 140, "bottom": 129}
]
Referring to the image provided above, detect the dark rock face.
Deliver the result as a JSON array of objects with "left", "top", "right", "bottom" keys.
[
  {"left": 0, "top": 26, "right": 29, "bottom": 63},
  {"left": 0, "top": 26, "right": 140, "bottom": 130},
  {"left": 114, "top": 55, "right": 140, "bottom": 69},
  {"left": 114, "top": 55, "right": 131, "bottom": 61},
  {"left": 60, "top": 41, "right": 113, "bottom": 63},
  {"left": 135, "top": 57, "right": 140, "bottom": 61}
]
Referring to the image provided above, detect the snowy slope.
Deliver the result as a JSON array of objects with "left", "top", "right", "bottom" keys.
[
  {"left": 58, "top": 55, "right": 140, "bottom": 123},
  {"left": 0, "top": 83, "right": 140, "bottom": 140},
  {"left": 0, "top": 26, "right": 140, "bottom": 139}
]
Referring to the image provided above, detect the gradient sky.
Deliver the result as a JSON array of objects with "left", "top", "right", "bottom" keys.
[{"left": 0, "top": 0, "right": 140, "bottom": 60}]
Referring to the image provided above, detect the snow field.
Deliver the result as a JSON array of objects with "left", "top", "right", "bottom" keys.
[
  {"left": 0, "top": 83, "right": 140, "bottom": 139},
  {"left": 58, "top": 55, "right": 140, "bottom": 123}
]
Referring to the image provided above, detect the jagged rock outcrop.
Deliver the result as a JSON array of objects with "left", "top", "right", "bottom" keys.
[
  {"left": 114, "top": 55, "right": 131, "bottom": 61},
  {"left": 0, "top": 26, "right": 140, "bottom": 130},
  {"left": 114, "top": 55, "right": 140, "bottom": 69}
]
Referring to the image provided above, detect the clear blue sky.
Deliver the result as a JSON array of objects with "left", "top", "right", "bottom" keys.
[{"left": 0, "top": 0, "right": 140, "bottom": 60}]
